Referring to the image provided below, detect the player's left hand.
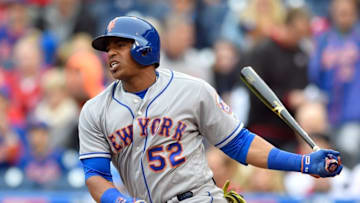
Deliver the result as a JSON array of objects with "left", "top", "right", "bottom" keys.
[{"left": 301, "top": 149, "right": 343, "bottom": 178}]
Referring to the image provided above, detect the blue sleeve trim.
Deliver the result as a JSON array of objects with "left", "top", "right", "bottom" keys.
[
  {"left": 214, "top": 122, "right": 242, "bottom": 147},
  {"left": 220, "top": 128, "right": 255, "bottom": 165},
  {"left": 81, "top": 157, "right": 113, "bottom": 182},
  {"left": 267, "top": 148, "right": 302, "bottom": 172}
]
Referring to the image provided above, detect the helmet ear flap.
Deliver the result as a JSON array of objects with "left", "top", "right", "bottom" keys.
[
  {"left": 131, "top": 45, "right": 153, "bottom": 65},
  {"left": 131, "top": 41, "right": 151, "bottom": 57},
  {"left": 139, "top": 46, "right": 152, "bottom": 56}
]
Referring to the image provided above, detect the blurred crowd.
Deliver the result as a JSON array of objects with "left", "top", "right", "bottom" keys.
[{"left": 0, "top": 0, "right": 360, "bottom": 200}]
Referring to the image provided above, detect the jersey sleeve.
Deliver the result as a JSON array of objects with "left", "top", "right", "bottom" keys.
[
  {"left": 197, "top": 81, "right": 243, "bottom": 148},
  {"left": 79, "top": 101, "right": 112, "bottom": 160}
]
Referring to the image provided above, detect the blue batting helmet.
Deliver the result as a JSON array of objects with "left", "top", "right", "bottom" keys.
[{"left": 92, "top": 16, "right": 160, "bottom": 67}]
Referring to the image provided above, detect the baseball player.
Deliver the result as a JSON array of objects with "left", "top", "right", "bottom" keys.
[{"left": 79, "top": 16, "right": 343, "bottom": 203}]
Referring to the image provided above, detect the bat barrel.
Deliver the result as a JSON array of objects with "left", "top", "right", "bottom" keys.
[{"left": 240, "top": 66, "right": 319, "bottom": 151}]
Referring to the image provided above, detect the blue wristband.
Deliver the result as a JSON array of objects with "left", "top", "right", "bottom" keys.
[
  {"left": 100, "top": 188, "right": 135, "bottom": 203},
  {"left": 267, "top": 148, "right": 302, "bottom": 172}
]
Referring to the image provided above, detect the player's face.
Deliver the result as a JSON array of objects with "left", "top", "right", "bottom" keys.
[{"left": 106, "top": 38, "right": 142, "bottom": 80}]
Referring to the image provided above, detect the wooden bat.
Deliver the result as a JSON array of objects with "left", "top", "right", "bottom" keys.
[{"left": 240, "top": 66, "right": 339, "bottom": 174}]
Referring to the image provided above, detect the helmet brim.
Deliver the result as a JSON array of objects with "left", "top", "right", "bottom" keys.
[{"left": 92, "top": 35, "right": 110, "bottom": 52}]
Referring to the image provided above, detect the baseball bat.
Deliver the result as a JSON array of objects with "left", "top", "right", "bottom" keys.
[{"left": 240, "top": 66, "right": 339, "bottom": 173}]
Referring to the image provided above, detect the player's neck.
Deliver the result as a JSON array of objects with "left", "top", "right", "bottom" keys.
[{"left": 122, "top": 68, "right": 157, "bottom": 93}]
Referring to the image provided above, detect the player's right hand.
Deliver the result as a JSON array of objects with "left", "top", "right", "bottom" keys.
[{"left": 301, "top": 149, "right": 343, "bottom": 178}]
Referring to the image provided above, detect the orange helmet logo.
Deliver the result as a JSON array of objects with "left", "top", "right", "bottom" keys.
[{"left": 107, "top": 18, "right": 118, "bottom": 33}]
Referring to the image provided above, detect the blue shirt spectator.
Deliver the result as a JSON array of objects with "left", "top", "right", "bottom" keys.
[
  {"left": 309, "top": 0, "right": 360, "bottom": 168},
  {"left": 309, "top": 9, "right": 360, "bottom": 127},
  {"left": 18, "top": 121, "right": 66, "bottom": 189}
]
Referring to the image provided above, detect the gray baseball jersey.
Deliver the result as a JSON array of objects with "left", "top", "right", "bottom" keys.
[{"left": 79, "top": 68, "right": 244, "bottom": 203}]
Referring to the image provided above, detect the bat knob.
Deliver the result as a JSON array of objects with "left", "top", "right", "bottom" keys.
[{"left": 325, "top": 155, "right": 341, "bottom": 173}]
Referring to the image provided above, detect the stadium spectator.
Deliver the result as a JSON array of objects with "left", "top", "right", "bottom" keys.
[
  {"left": 160, "top": 15, "right": 214, "bottom": 83},
  {"left": 0, "top": 87, "right": 24, "bottom": 169},
  {"left": 308, "top": 0, "right": 360, "bottom": 168},
  {"left": 65, "top": 50, "right": 104, "bottom": 107},
  {"left": 19, "top": 121, "right": 66, "bottom": 189},
  {"left": 8, "top": 32, "right": 45, "bottom": 120},
  {"left": 245, "top": 7, "right": 311, "bottom": 150},
  {"left": 0, "top": 68, "right": 24, "bottom": 127},
  {"left": 59, "top": 33, "right": 119, "bottom": 85},
  {"left": 212, "top": 40, "right": 240, "bottom": 98},
  {"left": 193, "top": 0, "right": 228, "bottom": 48},
  {"left": 221, "top": 0, "right": 286, "bottom": 50},
  {"left": 32, "top": 68, "right": 79, "bottom": 149},
  {"left": 34, "top": 0, "right": 98, "bottom": 45},
  {"left": 0, "top": 1, "right": 31, "bottom": 69},
  {"left": 57, "top": 33, "right": 95, "bottom": 66}
]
